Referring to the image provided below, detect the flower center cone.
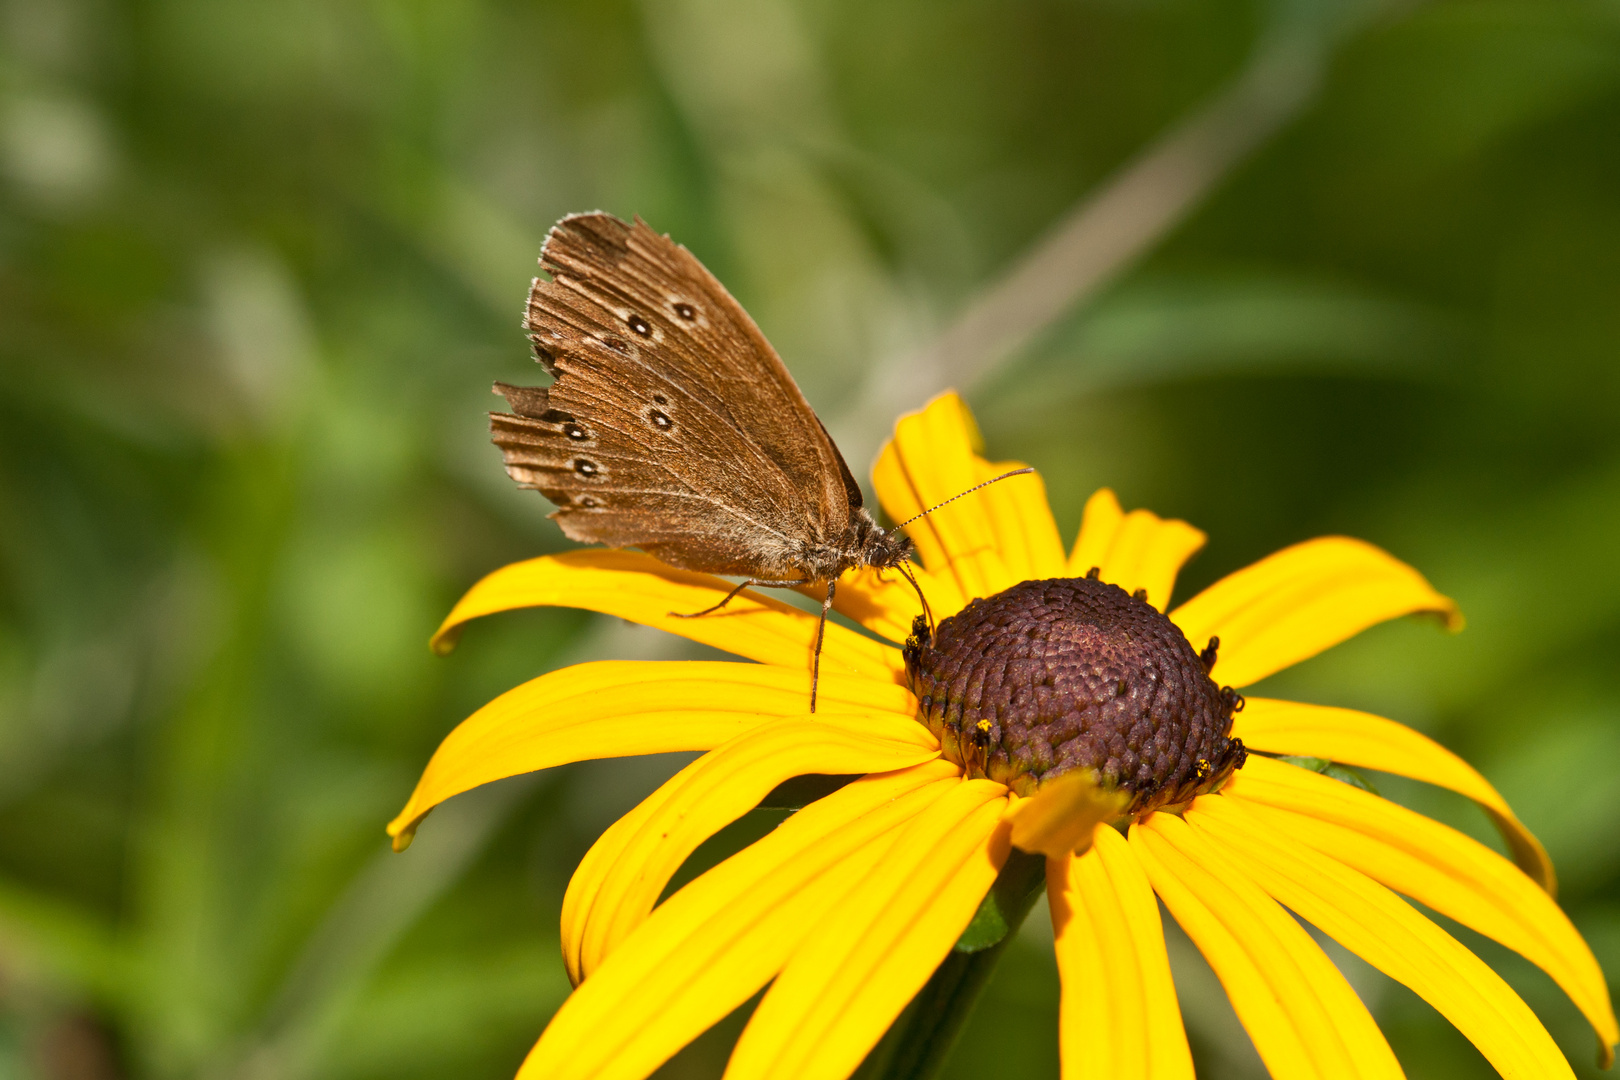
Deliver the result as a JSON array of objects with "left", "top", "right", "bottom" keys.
[{"left": 904, "top": 574, "right": 1247, "bottom": 812}]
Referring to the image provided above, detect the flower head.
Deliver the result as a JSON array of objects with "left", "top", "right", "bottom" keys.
[{"left": 392, "top": 392, "right": 1617, "bottom": 1080}]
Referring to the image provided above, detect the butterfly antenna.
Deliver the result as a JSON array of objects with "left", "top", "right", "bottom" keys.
[{"left": 894, "top": 468, "right": 1035, "bottom": 529}]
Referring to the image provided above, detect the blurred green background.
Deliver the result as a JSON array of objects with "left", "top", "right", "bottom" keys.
[{"left": 3, "top": 0, "right": 1619, "bottom": 1077}]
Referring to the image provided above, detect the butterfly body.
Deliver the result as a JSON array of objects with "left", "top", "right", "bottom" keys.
[{"left": 491, "top": 211, "right": 914, "bottom": 602}]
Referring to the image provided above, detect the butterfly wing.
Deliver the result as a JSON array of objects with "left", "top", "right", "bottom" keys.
[{"left": 491, "top": 213, "right": 856, "bottom": 578}]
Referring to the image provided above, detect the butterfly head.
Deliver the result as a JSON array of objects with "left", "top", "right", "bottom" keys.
[{"left": 845, "top": 507, "right": 916, "bottom": 574}]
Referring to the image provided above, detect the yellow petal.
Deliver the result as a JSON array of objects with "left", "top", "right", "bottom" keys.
[
  {"left": 430, "top": 549, "right": 905, "bottom": 683},
  {"left": 1187, "top": 793, "right": 1575, "bottom": 1080},
  {"left": 723, "top": 778, "right": 1011, "bottom": 1080},
  {"left": 1049, "top": 826, "right": 1193, "bottom": 1080},
  {"left": 871, "top": 437, "right": 948, "bottom": 577},
  {"left": 1067, "top": 489, "right": 1207, "bottom": 613},
  {"left": 387, "top": 660, "right": 913, "bottom": 849},
  {"left": 1005, "top": 768, "right": 1130, "bottom": 858},
  {"left": 872, "top": 392, "right": 1015, "bottom": 604},
  {"left": 1224, "top": 757, "right": 1616, "bottom": 1063},
  {"left": 519, "top": 760, "right": 964, "bottom": 1080},
  {"left": 1131, "top": 813, "right": 1403, "bottom": 1080},
  {"left": 1069, "top": 488, "right": 1125, "bottom": 575},
  {"left": 1232, "top": 697, "right": 1555, "bottom": 893},
  {"left": 973, "top": 457, "right": 1068, "bottom": 582},
  {"left": 1169, "top": 536, "right": 1462, "bottom": 688},
  {"left": 564, "top": 713, "right": 940, "bottom": 984}
]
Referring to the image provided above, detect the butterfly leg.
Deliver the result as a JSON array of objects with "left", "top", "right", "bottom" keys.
[
  {"left": 670, "top": 577, "right": 812, "bottom": 619},
  {"left": 809, "top": 579, "right": 836, "bottom": 714}
]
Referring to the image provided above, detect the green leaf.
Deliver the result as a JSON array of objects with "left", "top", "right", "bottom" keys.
[
  {"left": 951, "top": 849, "right": 1046, "bottom": 954},
  {"left": 1277, "top": 755, "right": 1380, "bottom": 796}
]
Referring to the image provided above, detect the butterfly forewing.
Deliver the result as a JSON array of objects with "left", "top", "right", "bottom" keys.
[{"left": 492, "top": 213, "right": 855, "bottom": 578}]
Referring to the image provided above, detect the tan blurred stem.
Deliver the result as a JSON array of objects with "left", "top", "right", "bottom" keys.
[{"left": 830, "top": 29, "right": 1325, "bottom": 467}]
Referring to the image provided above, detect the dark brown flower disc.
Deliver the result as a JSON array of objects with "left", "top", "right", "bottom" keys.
[{"left": 903, "top": 576, "right": 1246, "bottom": 810}]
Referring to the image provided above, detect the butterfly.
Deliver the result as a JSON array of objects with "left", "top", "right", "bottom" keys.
[{"left": 490, "top": 212, "right": 1018, "bottom": 708}]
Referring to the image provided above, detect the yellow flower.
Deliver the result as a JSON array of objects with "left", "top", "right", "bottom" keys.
[{"left": 390, "top": 392, "right": 1617, "bottom": 1080}]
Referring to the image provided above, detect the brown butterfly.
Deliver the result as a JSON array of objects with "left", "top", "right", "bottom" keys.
[{"left": 491, "top": 212, "right": 1022, "bottom": 709}]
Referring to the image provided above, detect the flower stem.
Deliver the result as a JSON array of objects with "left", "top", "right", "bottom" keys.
[{"left": 853, "top": 850, "right": 1047, "bottom": 1080}]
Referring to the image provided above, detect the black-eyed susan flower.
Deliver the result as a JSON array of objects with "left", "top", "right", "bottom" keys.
[{"left": 391, "top": 391, "right": 1617, "bottom": 1080}]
